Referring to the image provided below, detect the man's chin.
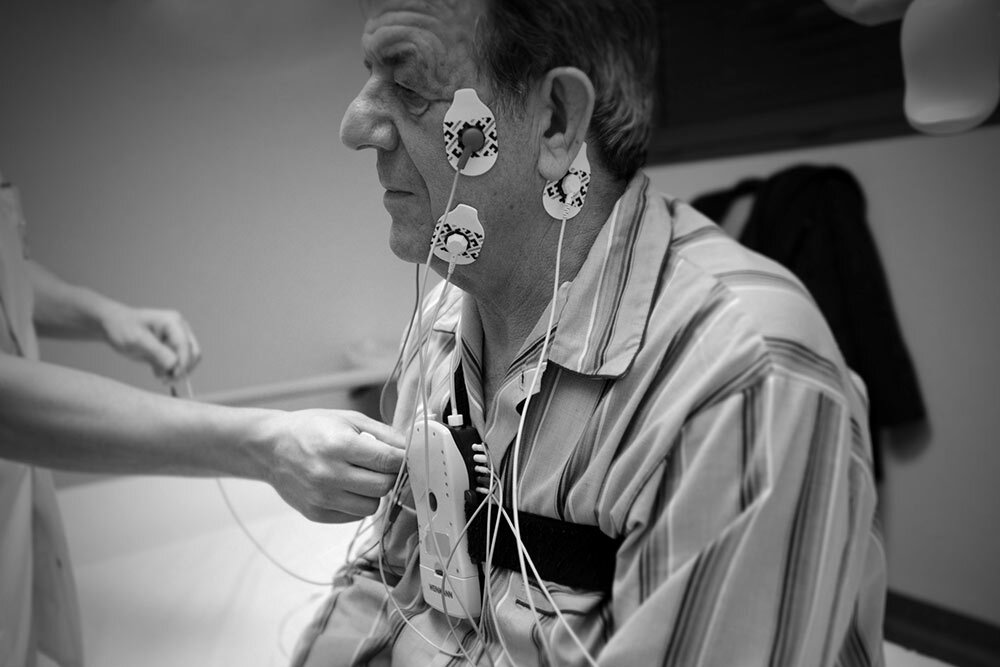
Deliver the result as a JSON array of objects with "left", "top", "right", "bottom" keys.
[{"left": 388, "top": 226, "right": 431, "bottom": 265}]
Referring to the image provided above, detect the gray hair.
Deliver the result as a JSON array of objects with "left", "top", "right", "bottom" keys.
[{"left": 475, "top": 0, "right": 658, "bottom": 181}]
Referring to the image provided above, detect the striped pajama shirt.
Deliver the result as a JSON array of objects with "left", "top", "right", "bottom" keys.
[{"left": 293, "top": 173, "right": 886, "bottom": 666}]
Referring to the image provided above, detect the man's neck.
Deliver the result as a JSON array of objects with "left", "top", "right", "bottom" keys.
[{"left": 468, "top": 172, "right": 627, "bottom": 408}]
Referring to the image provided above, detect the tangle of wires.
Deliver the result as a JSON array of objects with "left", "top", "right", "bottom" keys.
[
  {"left": 165, "top": 127, "right": 600, "bottom": 661},
  {"left": 188, "top": 135, "right": 601, "bottom": 663},
  {"left": 368, "top": 165, "right": 600, "bottom": 665}
]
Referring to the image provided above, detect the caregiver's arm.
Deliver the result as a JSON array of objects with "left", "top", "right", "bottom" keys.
[
  {"left": 27, "top": 259, "right": 201, "bottom": 379},
  {"left": 0, "top": 354, "right": 404, "bottom": 522}
]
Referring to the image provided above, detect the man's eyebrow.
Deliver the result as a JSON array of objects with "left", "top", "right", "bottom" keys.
[
  {"left": 365, "top": 48, "right": 437, "bottom": 93},
  {"left": 363, "top": 45, "right": 420, "bottom": 71},
  {"left": 384, "top": 51, "right": 414, "bottom": 68}
]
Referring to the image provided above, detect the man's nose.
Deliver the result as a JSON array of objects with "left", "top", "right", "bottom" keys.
[{"left": 340, "top": 83, "right": 398, "bottom": 152}]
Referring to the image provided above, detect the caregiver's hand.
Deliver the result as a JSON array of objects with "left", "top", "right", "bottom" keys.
[{"left": 254, "top": 409, "right": 405, "bottom": 523}]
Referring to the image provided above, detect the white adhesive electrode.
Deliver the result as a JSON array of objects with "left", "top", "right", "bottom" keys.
[
  {"left": 445, "top": 234, "right": 469, "bottom": 256},
  {"left": 542, "top": 141, "right": 591, "bottom": 220},
  {"left": 431, "top": 204, "right": 484, "bottom": 265},
  {"left": 443, "top": 89, "right": 498, "bottom": 176}
]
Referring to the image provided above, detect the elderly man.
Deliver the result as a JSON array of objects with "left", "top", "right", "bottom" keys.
[{"left": 292, "top": 0, "right": 886, "bottom": 665}]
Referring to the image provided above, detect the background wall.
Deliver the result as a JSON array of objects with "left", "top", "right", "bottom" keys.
[
  {"left": 0, "top": 0, "right": 414, "bottom": 396},
  {"left": 1, "top": 0, "right": 998, "bottom": 633}
]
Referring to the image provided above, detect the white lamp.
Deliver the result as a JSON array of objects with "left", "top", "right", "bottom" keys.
[
  {"left": 901, "top": 0, "right": 1000, "bottom": 134},
  {"left": 823, "top": 0, "right": 913, "bottom": 25}
]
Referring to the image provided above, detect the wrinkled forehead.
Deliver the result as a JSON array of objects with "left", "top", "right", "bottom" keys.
[{"left": 360, "top": 0, "right": 484, "bottom": 92}]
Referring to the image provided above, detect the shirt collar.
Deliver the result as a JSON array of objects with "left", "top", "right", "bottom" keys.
[
  {"left": 440, "top": 171, "right": 674, "bottom": 382},
  {"left": 548, "top": 172, "right": 673, "bottom": 377}
]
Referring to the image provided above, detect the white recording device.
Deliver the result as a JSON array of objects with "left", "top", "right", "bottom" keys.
[{"left": 407, "top": 418, "right": 482, "bottom": 619}]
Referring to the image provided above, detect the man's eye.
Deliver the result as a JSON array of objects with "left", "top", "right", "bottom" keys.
[{"left": 396, "top": 84, "right": 430, "bottom": 115}]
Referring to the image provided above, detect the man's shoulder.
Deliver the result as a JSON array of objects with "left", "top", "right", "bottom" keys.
[
  {"left": 664, "top": 202, "right": 836, "bottom": 348},
  {"left": 637, "top": 199, "right": 853, "bottom": 401}
]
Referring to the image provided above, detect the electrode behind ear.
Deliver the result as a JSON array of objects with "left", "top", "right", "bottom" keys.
[
  {"left": 431, "top": 204, "right": 484, "bottom": 265},
  {"left": 543, "top": 141, "right": 591, "bottom": 220},
  {"left": 444, "top": 89, "right": 498, "bottom": 175}
]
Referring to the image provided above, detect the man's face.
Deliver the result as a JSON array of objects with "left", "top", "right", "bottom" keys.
[{"left": 341, "top": 0, "right": 536, "bottom": 266}]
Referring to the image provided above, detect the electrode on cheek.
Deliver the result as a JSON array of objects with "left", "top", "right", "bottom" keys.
[
  {"left": 431, "top": 203, "right": 484, "bottom": 265},
  {"left": 443, "top": 89, "right": 498, "bottom": 175},
  {"left": 455, "top": 127, "right": 486, "bottom": 171},
  {"left": 459, "top": 127, "right": 486, "bottom": 153},
  {"left": 445, "top": 233, "right": 469, "bottom": 255}
]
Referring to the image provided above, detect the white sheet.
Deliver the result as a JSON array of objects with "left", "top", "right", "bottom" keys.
[
  {"left": 60, "top": 476, "right": 357, "bottom": 666},
  {"left": 57, "top": 476, "right": 952, "bottom": 667}
]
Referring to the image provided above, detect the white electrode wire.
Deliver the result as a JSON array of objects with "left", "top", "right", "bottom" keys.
[
  {"left": 449, "top": 359, "right": 461, "bottom": 423},
  {"left": 375, "top": 412, "right": 452, "bottom": 659},
  {"left": 425, "top": 436, "right": 549, "bottom": 665},
  {"left": 375, "top": 246, "right": 439, "bottom": 558},
  {"left": 277, "top": 590, "right": 328, "bottom": 659},
  {"left": 343, "top": 511, "right": 382, "bottom": 566},
  {"left": 432, "top": 475, "right": 512, "bottom": 667},
  {"left": 379, "top": 133, "right": 465, "bottom": 427},
  {"left": 382, "top": 120, "right": 471, "bottom": 413},
  {"left": 479, "top": 444, "right": 591, "bottom": 667},
  {"left": 372, "top": 243, "right": 462, "bottom": 657},
  {"left": 371, "top": 271, "right": 478, "bottom": 661},
  {"left": 442, "top": 154, "right": 465, "bottom": 426},
  {"left": 508, "top": 217, "right": 565, "bottom": 662},
  {"left": 496, "top": 499, "right": 599, "bottom": 666},
  {"left": 378, "top": 265, "right": 422, "bottom": 424},
  {"left": 381, "top": 264, "right": 436, "bottom": 530},
  {"left": 413, "top": 157, "right": 494, "bottom": 660},
  {"left": 215, "top": 479, "right": 334, "bottom": 586},
  {"left": 372, "top": 161, "right": 484, "bottom": 659},
  {"left": 480, "top": 444, "right": 598, "bottom": 667},
  {"left": 375, "top": 545, "right": 465, "bottom": 659},
  {"left": 508, "top": 214, "right": 600, "bottom": 667},
  {"left": 379, "top": 233, "right": 441, "bottom": 532},
  {"left": 166, "top": 379, "right": 336, "bottom": 588},
  {"left": 376, "top": 260, "right": 437, "bottom": 529},
  {"left": 477, "top": 453, "right": 517, "bottom": 667},
  {"left": 433, "top": 146, "right": 508, "bottom": 661},
  {"left": 417, "top": 271, "right": 491, "bottom": 664}
]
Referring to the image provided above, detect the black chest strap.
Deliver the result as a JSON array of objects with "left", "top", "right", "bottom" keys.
[
  {"left": 445, "top": 364, "right": 621, "bottom": 593},
  {"left": 464, "top": 491, "right": 620, "bottom": 593}
]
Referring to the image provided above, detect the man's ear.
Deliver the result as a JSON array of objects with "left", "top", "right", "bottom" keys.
[{"left": 535, "top": 67, "right": 595, "bottom": 182}]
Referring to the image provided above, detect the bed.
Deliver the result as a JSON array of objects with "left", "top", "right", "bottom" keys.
[{"left": 57, "top": 475, "right": 950, "bottom": 666}]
